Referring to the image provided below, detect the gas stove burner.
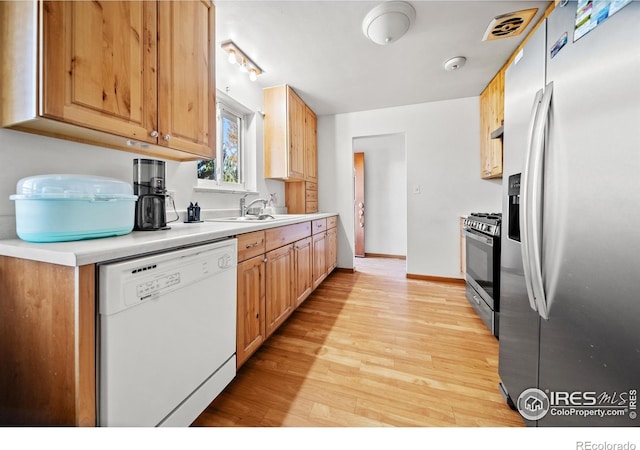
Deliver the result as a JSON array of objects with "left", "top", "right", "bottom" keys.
[{"left": 470, "top": 212, "right": 502, "bottom": 219}]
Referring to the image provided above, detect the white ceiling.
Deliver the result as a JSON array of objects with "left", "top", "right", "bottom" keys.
[{"left": 215, "top": 0, "right": 551, "bottom": 115}]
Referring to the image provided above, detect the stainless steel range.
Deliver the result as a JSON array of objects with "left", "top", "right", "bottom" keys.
[{"left": 463, "top": 212, "right": 501, "bottom": 337}]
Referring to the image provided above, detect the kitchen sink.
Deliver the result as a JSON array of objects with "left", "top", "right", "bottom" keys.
[
  {"left": 206, "top": 214, "right": 306, "bottom": 223},
  {"left": 206, "top": 216, "right": 274, "bottom": 222}
]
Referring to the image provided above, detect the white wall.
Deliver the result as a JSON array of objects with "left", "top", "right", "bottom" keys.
[
  {"left": 352, "top": 133, "right": 407, "bottom": 256},
  {"left": 0, "top": 36, "right": 284, "bottom": 240},
  {"left": 318, "top": 96, "right": 502, "bottom": 278}
]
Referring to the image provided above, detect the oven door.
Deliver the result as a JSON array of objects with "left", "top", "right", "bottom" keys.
[{"left": 464, "top": 228, "right": 496, "bottom": 308}]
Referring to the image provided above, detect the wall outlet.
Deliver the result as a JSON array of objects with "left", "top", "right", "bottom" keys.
[{"left": 165, "top": 190, "right": 176, "bottom": 210}]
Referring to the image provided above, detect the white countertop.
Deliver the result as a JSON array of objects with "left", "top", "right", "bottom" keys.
[{"left": 0, "top": 213, "right": 338, "bottom": 267}]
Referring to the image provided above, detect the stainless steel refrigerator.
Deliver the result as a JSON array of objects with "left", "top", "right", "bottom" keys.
[{"left": 499, "top": 0, "right": 640, "bottom": 426}]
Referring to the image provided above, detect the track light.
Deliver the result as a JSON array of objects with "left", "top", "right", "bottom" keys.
[{"left": 221, "top": 40, "right": 263, "bottom": 82}]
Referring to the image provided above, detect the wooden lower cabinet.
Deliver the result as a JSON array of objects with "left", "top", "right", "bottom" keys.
[
  {"left": 0, "top": 257, "right": 95, "bottom": 426},
  {"left": 265, "top": 244, "right": 295, "bottom": 337},
  {"left": 235, "top": 217, "right": 338, "bottom": 368},
  {"left": 326, "top": 227, "right": 337, "bottom": 273},
  {"left": 236, "top": 255, "right": 266, "bottom": 368},
  {"left": 312, "top": 231, "right": 327, "bottom": 289},
  {"left": 293, "top": 236, "right": 313, "bottom": 307}
]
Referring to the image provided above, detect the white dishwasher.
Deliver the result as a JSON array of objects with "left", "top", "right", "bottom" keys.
[{"left": 98, "top": 238, "right": 237, "bottom": 426}]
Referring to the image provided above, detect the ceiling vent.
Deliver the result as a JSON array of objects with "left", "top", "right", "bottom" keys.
[{"left": 482, "top": 8, "right": 538, "bottom": 41}]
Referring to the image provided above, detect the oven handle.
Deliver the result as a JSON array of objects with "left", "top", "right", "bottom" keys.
[
  {"left": 520, "top": 88, "right": 544, "bottom": 314},
  {"left": 528, "top": 82, "right": 553, "bottom": 320},
  {"left": 463, "top": 229, "right": 493, "bottom": 246}
]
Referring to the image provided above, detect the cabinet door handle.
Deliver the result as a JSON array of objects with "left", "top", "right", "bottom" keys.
[
  {"left": 163, "top": 134, "right": 171, "bottom": 141},
  {"left": 245, "top": 241, "right": 261, "bottom": 249},
  {"left": 150, "top": 130, "right": 159, "bottom": 138}
]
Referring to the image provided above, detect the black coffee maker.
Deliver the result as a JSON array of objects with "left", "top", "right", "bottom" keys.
[{"left": 133, "top": 158, "right": 169, "bottom": 231}]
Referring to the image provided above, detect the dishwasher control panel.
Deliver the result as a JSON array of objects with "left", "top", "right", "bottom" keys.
[
  {"left": 218, "top": 254, "right": 233, "bottom": 269},
  {"left": 99, "top": 239, "right": 238, "bottom": 316},
  {"left": 136, "top": 272, "right": 181, "bottom": 301}
]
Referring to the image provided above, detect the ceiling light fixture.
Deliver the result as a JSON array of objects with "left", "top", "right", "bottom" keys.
[
  {"left": 362, "top": 1, "right": 416, "bottom": 45},
  {"left": 221, "top": 40, "right": 263, "bottom": 82}
]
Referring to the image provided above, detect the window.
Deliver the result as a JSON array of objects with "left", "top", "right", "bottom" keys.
[{"left": 197, "top": 101, "right": 244, "bottom": 187}]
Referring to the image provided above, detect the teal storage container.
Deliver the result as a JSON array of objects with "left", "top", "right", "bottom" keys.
[{"left": 10, "top": 174, "right": 137, "bottom": 243}]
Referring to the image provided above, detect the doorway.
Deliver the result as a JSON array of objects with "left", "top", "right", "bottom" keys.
[{"left": 352, "top": 133, "right": 407, "bottom": 267}]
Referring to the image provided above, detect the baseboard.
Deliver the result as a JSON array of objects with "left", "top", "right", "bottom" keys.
[
  {"left": 406, "top": 273, "right": 466, "bottom": 285},
  {"left": 364, "top": 253, "right": 406, "bottom": 260},
  {"left": 334, "top": 267, "right": 355, "bottom": 274}
]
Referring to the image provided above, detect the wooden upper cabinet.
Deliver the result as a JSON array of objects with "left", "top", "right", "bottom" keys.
[
  {"left": 1, "top": 0, "right": 214, "bottom": 161},
  {"left": 304, "top": 105, "right": 318, "bottom": 183},
  {"left": 42, "top": 1, "right": 157, "bottom": 144},
  {"left": 264, "top": 85, "right": 316, "bottom": 181},
  {"left": 479, "top": 69, "right": 504, "bottom": 179},
  {"left": 157, "top": 0, "right": 215, "bottom": 157},
  {"left": 288, "top": 91, "right": 306, "bottom": 179}
]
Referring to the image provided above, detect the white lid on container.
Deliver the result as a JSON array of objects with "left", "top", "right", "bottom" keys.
[{"left": 10, "top": 174, "right": 137, "bottom": 201}]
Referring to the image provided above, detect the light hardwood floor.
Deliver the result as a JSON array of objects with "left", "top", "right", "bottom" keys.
[{"left": 193, "top": 257, "right": 523, "bottom": 427}]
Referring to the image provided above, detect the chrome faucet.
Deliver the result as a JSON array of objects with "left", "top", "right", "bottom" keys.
[{"left": 240, "top": 195, "right": 268, "bottom": 217}]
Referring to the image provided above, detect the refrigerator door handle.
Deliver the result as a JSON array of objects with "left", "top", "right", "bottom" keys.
[
  {"left": 529, "top": 81, "right": 554, "bottom": 320},
  {"left": 520, "top": 88, "right": 544, "bottom": 313}
]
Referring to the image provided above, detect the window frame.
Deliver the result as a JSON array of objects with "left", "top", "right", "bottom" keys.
[{"left": 197, "top": 100, "right": 245, "bottom": 190}]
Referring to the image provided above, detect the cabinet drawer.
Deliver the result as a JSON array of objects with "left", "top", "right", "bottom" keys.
[
  {"left": 305, "top": 189, "right": 318, "bottom": 202},
  {"left": 237, "top": 231, "right": 266, "bottom": 262},
  {"left": 305, "top": 202, "right": 318, "bottom": 213},
  {"left": 312, "top": 218, "right": 326, "bottom": 235},
  {"left": 265, "top": 222, "right": 311, "bottom": 252},
  {"left": 306, "top": 181, "right": 317, "bottom": 191},
  {"left": 327, "top": 216, "right": 337, "bottom": 229}
]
